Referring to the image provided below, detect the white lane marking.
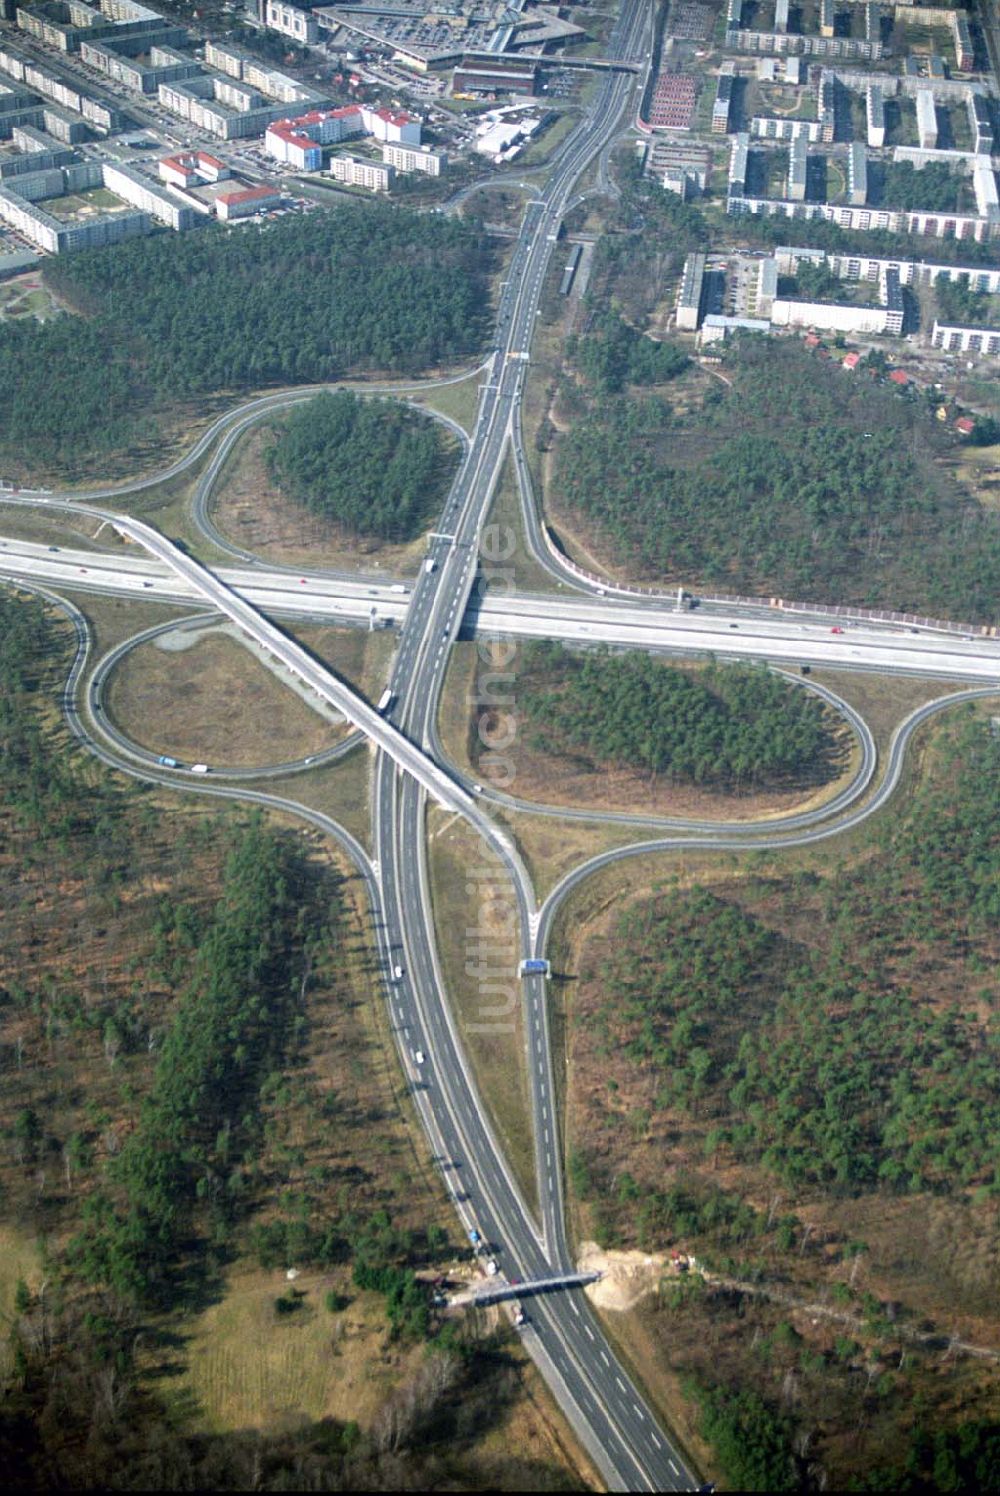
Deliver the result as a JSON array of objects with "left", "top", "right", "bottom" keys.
[
  {"left": 651, "top": 1434, "right": 662, "bottom": 1450},
  {"left": 584, "top": 1325, "right": 595, "bottom": 1341},
  {"left": 633, "top": 1403, "right": 644, "bottom": 1418},
  {"left": 570, "top": 1299, "right": 580, "bottom": 1316},
  {"left": 600, "top": 1351, "right": 610, "bottom": 1366},
  {"left": 615, "top": 1376, "right": 626, "bottom": 1393},
  {"left": 668, "top": 1460, "right": 679, "bottom": 1475}
]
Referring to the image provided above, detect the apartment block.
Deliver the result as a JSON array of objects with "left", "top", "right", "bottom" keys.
[
  {"left": 932, "top": 320, "right": 1000, "bottom": 353},
  {"left": 847, "top": 140, "right": 868, "bottom": 205},
  {"left": 676, "top": 250, "right": 706, "bottom": 330},
  {"left": 969, "top": 91, "right": 993, "bottom": 155},
  {"left": 866, "top": 83, "right": 885, "bottom": 147},
  {"left": 712, "top": 67, "right": 734, "bottom": 134},
  {"left": 916, "top": 89, "right": 937, "bottom": 149},
  {"left": 952, "top": 11, "right": 973, "bottom": 72},
  {"left": 264, "top": 0, "right": 318, "bottom": 44},
  {"left": 728, "top": 131, "right": 749, "bottom": 197},
  {"left": 788, "top": 132, "right": 807, "bottom": 200},
  {"left": 382, "top": 141, "right": 443, "bottom": 175},
  {"left": 103, "top": 158, "right": 194, "bottom": 228},
  {"left": 328, "top": 152, "right": 393, "bottom": 191}
]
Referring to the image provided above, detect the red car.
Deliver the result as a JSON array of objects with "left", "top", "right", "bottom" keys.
[{"left": 831, "top": 626, "right": 845, "bottom": 634}]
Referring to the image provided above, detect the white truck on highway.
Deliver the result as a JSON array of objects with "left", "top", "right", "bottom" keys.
[
  {"left": 424, "top": 557, "right": 437, "bottom": 574},
  {"left": 377, "top": 688, "right": 395, "bottom": 713}
]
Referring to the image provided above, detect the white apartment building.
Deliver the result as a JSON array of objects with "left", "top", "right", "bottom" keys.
[
  {"left": 264, "top": 0, "right": 319, "bottom": 44},
  {"left": 329, "top": 153, "right": 393, "bottom": 191},
  {"left": 916, "top": 90, "right": 937, "bottom": 150},
  {"left": 866, "top": 83, "right": 884, "bottom": 147},
  {"left": 381, "top": 141, "right": 443, "bottom": 175}
]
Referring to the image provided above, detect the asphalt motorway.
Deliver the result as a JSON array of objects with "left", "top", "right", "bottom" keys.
[
  {"left": 4, "top": 536, "right": 1000, "bottom": 682},
  {"left": 367, "top": 2, "right": 703, "bottom": 1488}
]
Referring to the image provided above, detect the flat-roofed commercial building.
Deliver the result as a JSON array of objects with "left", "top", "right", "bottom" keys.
[
  {"left": 453, "top": 57, "right": 538, "bottom": 96},
  {"left": 215, "top": 183, "right": 280, "bottom": 220}
]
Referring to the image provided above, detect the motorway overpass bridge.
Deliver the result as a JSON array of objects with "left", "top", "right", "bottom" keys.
[{"left": 451, "top": 1269, "right": 601, "bottom": 1308}]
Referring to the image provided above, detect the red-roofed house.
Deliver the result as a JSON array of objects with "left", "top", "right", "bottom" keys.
[
  {"left": 215, "top": 185, "right": 282, "bottom": 221},
  {"left": 159, "top": 150, "right": 231, "bottom": 189},
  {"left": 842, "top": 351, "right": 861, "bottom": 371},
  {"left": 888, "top": 368, "right": 909, "bottom": 386},
  {"left": 955, "top": 415, "right": 976, "bottom": 436}
]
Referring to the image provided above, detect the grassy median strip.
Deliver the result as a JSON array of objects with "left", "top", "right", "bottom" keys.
[{"left": 426, "top": 805, "right": 539, "bottom": 1219}]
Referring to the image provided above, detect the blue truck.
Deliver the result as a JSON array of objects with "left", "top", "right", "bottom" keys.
[{"left": 519, "top": 959, "right": 550, "bottom": 977}]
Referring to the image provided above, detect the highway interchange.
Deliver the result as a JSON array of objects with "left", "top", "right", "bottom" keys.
[{"left": 2, "top": 0, "right": 1000, "bottom": 1485}]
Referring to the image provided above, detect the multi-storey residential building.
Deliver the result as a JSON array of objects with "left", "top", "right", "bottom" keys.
[
  {"left": 102, "top": 158, "right": 195, "bottom": 228},
  {"left": 848, "top": 140, "right": 867, "bottom": 204},
  {"left": 819, "top": 72, "right": 836, "bottom": 143},
  {"left": 973, "top": 158, "right": 1000, "bottom": 219},
  {"left": 916, "top": 90, "right": 938, "bottom": 149},
  {"left": 328, "top": 152, "right": 393, "bottom": 191},
  {"left": 788, "top": 132, "right": 807, "bottom": 200},
  {"left": 775, "top": 242, "right": 1000, "bottom": 292},
  {"left": 0, "top": 42, "right": 123, "bottom": 129},
  {"left": 728, "top": 130, "right": 749, "bottom": 196},
  {"left": 932, "top": 320, "right": 1000, "bottom": 353},
  {"left": 79, "top": 34, "right": 196, "bottom": 94},
  {"left": 751, "top": 114, "right": 822, "bottom": 141},
  {"left": 382, "top": 141, "right": 444, "bottom": 175},
  {"left": 676, "top": 251, "right": 706, "bottom": 330},
  {"left": 969, "top": 92, "right": 993, "bottom": 154},
  {"left": 952, "top": 10, "right": 973, "bottom": 71},
  {"left": 866, "top": 83, "right": 885, "bottom": 146},
  {"left": 712, "top": 66, "right": 734, "bottom": 134},
  {"left": 265, "top": 102, "right": 421, "bottom": 168},
  {"left": 264, "top": 0, "right": 319, "bottom": 44}
]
